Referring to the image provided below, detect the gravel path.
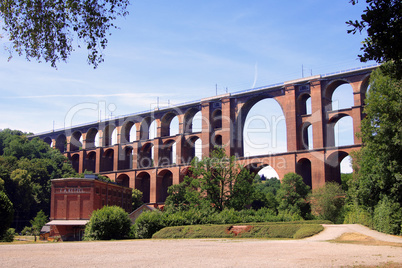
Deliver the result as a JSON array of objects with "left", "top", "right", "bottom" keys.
[
  {"left": 1, "top": 224, "right": 401, "bottom": 268},
  {"left": 305, "top": 224, "right": 402, "bottom": 243}
]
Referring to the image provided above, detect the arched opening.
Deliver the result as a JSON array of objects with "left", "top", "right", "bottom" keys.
[
  {"left": 191, "top": 111, "right": 202, "bottom": 133},
  {"left": 183, "top": 108, "right": 201, "bottom": 133},
  {"left": 136, "top": 172, "right": 151, "bottom": 203},
  {"left": 140, "top": 117, "right": 157, "bottom": 140},
  {"left": 119, "top": 146, "right": 133, "bottom": 170},
  {"left": 116, "top": 174, "right": 130, "bottom": 188},
  {"left": 139, "top": 143, "right": 154, "bottom": 168},
  {"left": 242, "top": 98, "right": 287, "bottom": 157},
  {"left": 169, "top": 116, "right": 179, "bottom": 136},
  {"left": 160, "top": 140, "right": 176, "bottom": 166},
  {"left": 257, "top": 165, "right": 280, "bottom": 180},
  {"left": 301, "top": 123, "right": 313, "bottom": 150},
  {"left": 101, "top": 149, "right": 114, "bottom": 172},
  {"left": 85, "top": 151, "right": 96, "bottom": 173},
  {"left": 325, "top": 81, "right": 354, "bottom": 111},
  {"left": 55, "top": 134, "right": 67, "bottom": 153},
  {"left": 157, "top": 170, "right": 173, "bottom": 203},
  {"left": 103, "top": 125, "right": 116, "bottom": 146},
  {"left": 120, "top": 121, "right": 136, "bottom": 143},
  {"left": 213, "top": 134, "right": 222, "bottom": 148},
  {"left": 340, "top": 155, "right": 353, "bottom": 174},
  {"left": 129, "top": 124, "right": 137, "bottom": 142},
  {"left": 212, "top": 109, "right": 222, "bottom": 130},
  {"left": 85, "top": 128, "right": 98, "bottom": 149},
  {"left": 326, "top": 151, "right": 349, "bottom": 184},
  {"left": 111, "top": 128, "right": 118, "bottom": 145},
  {"left": 70, "top": 131, "right": 83, "bottom": 151},
  {"left": 71, "top": 154, "right": 80, "bottom": 173},
  {"left": 296, "top": 158, "right": 312, "bottom": 188},
  {"left": 161, "top": 113, "right": 179, "bottom": 137},
  {"left": 298, "top": 93, "right": 312, "bottom": 115},
  {"left": 327, "top": 114, "right": 354, "bottom": 147},
  {"left": 183, "top": 136, "right": 202, "bottom": 164},
  {"left": 334, "top": 116, "right": 354, "bottom": 147},
  {"left": 43, "top": 137, "right": 52, "bottom": 146}
]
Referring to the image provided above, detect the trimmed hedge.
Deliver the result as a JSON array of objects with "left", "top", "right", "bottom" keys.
[{"left": 152, "top": 222, "right": 324, "bottom": 239}]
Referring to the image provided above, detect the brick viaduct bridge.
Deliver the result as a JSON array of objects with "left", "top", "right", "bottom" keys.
[{"left": 32, "top": 65, "right": 376, "bottom": 206}]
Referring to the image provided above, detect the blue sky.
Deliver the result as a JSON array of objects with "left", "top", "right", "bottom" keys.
[{"left": 0, "top": 1, "right": 372, "bottom": 173}]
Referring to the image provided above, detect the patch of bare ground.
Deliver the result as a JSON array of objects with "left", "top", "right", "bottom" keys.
[{"left": 332, "top": 232, "right": 402, "bottom": 248}]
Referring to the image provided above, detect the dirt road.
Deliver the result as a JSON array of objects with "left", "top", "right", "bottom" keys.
[{"left": 1, "top": 224, "right": 401, "bottom": 267}]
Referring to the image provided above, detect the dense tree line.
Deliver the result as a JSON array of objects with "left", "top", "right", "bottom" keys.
[
  {"left": 0, "top": 129, "right": 77, "bottom": 236},
  {"left": 346, "top": 63, "right": 402, "bottom": 234}
]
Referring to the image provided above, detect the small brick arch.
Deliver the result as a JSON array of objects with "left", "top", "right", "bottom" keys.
[
  {"left": 55, "top": 134, "right": 66, "bottom": 153},
  {"left": 296, "top": 158, "right": 312, "bottom": 187},
  {"left": 326, "top": 150, "right": 350, "bottom": 184},
  {"left": 297, "top": 92, "right": 311, "bottom": 115},
  {"left": 157, "top": 169, "right": 173, "bottom": 203},
  {"left": 136, "top": 171, "right": 151, "bottom": 203},
  {"left": 70, "top": 153, "right": 80, "bottom": 173},
  {"left": 85, "top": 151, "right": 97, "bottom": 173},
  {"left": 116, "top": 173, "right": 130, "bottom": 188},
  {"left": 101, "top": 148, "right": 114, "bottom": 172},
  {"left": 43, "top": 136, "right": 52, "bottom": 146}
]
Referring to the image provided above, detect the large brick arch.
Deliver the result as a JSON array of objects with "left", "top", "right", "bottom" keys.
[
  {"left": 235, "top": 93, "right": 286, "bottom": 157},
  {"left": 183, "top": 107, "right": 201, "bottom": 134},
  {"left": 120, "top": 120, "right": 136, "bottom": 144},
  {"left": 160, "top": 111, "right": 179, "bottom": 137},
  {"left": 32, "top": 65, "right": 378, "bottom": 206}
]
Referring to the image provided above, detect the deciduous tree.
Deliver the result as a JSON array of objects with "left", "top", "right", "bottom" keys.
[
  {"left": 347, "top": 0, "right": 402, "bottom": 77},
  {"left": 0, "top": 0, "right": 130, "bottom": 68},
  {"left": 0, "top": 190, "right": 14, "bottom": 239},
  {"left": 349, "top": 63, "right": 402, "bottom": 234},
  {"left": 309, "top": 182, "right": 345, "bottom": 223},
  {"left": 277, "top": 173, "right": 310, "bottom": 219},
  {"left": 30, "top": 210, "right": 48, "bottom": 241},
  {"left": 165, "top": 147, "right": 255, "bottom": 212}
]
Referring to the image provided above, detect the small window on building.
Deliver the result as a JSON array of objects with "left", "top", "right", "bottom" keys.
[{"left": 96, "top": 187, "right": 100, "bottom": 194}]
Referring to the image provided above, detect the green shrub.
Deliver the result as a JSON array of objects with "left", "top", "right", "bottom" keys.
[
  {"left": 1, "top": 228, "right": 16, "bottom": 242},
  {"left": 21, "top": 226, "right": 33, "bottom": 235},
  {"left": 373, "top": 197, "right": 402, "bottom": 235},
  {"left": 134, "top": 210, "right": 165, "bottom": 239},
  {"left": 84, "top": 206, "right": 131, "bottom": 240},
  {"left": 135, "top": 207, "right": 295, "bottom": 239}
]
